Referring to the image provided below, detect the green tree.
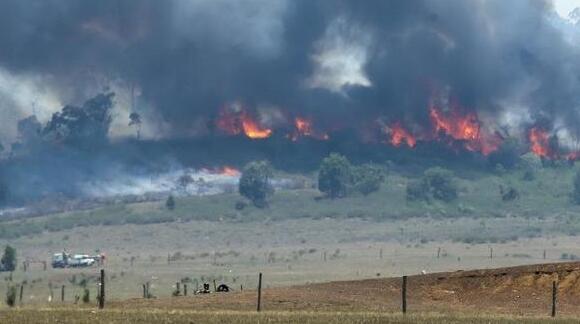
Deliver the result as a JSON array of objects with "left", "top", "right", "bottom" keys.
[
  {"left": 1, "top": 245, "right": 16, "bottom": 272},
  {"left": 406, "top": 167, "right": 458, "bottom": 203},
  {"left": 352, "top": 164, "right": 386, "bottom": 196},
  {"left": 165, "top": 195, "right": 176, "bottom": 210},
  {"left": 573, "top": 170, "right": 580, "bottom": 204},
  {"left": 239, "top": 161, "right": 274, "bottom": 208},
  {"left": 423, "top": 167, "right": 457, "bottom": 202},
  {"left": 318, "top": 153, "right": 352, "bottom": 199},
  {"left": 406, "top": 179, "right": 428, "bottom": 201}
]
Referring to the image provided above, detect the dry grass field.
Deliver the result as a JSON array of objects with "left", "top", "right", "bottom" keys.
[
  {"left": 3, "top": 262, "right": 580, "bottom": 323},
  {"left": 1, "top": 309, "right": 579, "bottom": 324}
]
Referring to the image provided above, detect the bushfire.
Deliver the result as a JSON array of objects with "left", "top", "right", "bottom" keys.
[
  {"left": 216, "top": 104, "right": 272, "bottom": 139},
  {"left": 214, "top": 101, "right": 580, "bottom": 161},
  {"left": 290, "top": 117, "right": 329, "bottom": 141},
  {"left": 528, "top": 127, "right": 555, "bottom": 159},
  {"left": 386, "top": 122, "right": 416, "bottom": 148}
]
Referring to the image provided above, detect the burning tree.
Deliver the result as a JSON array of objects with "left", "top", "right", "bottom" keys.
[
  {"left": 239, "top": 161, "right": 273, "bottom": 208},
  {"left": 43, "top": 92, "right": 115, "bottom": 146}
]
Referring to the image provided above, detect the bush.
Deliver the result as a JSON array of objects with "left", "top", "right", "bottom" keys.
[
  {"left": 1, "top": 245, "right": 16, "bottom": 272},
  {"left": 165, "top": 195, "right": 176, "bottom": 210},
  {"left": 487, "top": 138, "right": 521, "bottom": 169},
  {"left": 406, "top": 167, "right": 458, "bottom": 202},
  {"left": 423, "top": 167, "right": 458, "bottom": 202},
  {"left": 239, "top": 161, "right": 273, "bottom": 208},
  {"left": 5, "top": 285, "right": 16, "bottom": 307},
  {"left": 352, "top": 164, "right": 386, "bottom": 196},
  {"left": 82, "top": 288, "right": 90, "bottom": 303},
  {"left": 522, "top": 169, "right": 535, "bottom": 181},
  {"left": 318, "top": 153, "right": 352, "bottom": 199},
  {"left": 406, "top": 179, "right": 428, "bottom": 201},
  {"left": 499, "top": 185, "right": 519, "bottom": 202}
]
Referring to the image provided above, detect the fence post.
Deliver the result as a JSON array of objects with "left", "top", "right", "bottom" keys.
[
  {"left": 19, "top": 284, "right": 23, "bottom": 304},
  {"left": 99, "top": 269, "right": 105, "bottom": 309},
  {"left": 213, "top": 280, "right": 217, "bottom": 292},
  {"left": 142, "top": 284, "right": 147, "bottom": 298},
  {"left": 402, "top": 275, "right": 407, "bottom": 314},
  {"left": 552, "top": 281, "right": 557, "bottom": 317},
  {"left": 437, "top": 247, "right": 441, "bottom": 259},
  {"left": 176, "top": 282, "right": 181, "bottom": 296},
  {"left": 61, "top": 285, "right": 65, "bottom": 302},
  {"left": 184, "top": 284, "right": 188, "bottom": 296},
  {"left": 257, "top": 273, "right": 263, "bottom": 312}
]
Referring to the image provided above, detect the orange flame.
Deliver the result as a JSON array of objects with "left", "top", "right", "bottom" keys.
[
  {"left": 528, "top": 127, "right": 554, "bottom": 158},
  {"left": 216, "top": 104, "right": 272, "bottom": 139},
  {"left": 290, "top": 117, "right": 329, "bottom": 141},
  {"left": 204, "top": 166, "right": 241, "bottom": 176},
  {"left": 429, "top": 105, "right": 500, "bottom": 155},
  {"left": 241, "top": 117, "right": 272, "bottom": 139},
  {"left": 388, "top": 122, "right": 416, "bottom": 148}
]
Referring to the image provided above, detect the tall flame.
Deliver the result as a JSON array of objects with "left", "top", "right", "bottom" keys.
[
  {"left": 429, "top": 105, "right": 500, "bottom": 155},
  {"left": 242, "top": 117, "right": 272, "bottom": 139},
  {"left": 290, "top": 117, "right": 329, "bottom": 141},
  {"left": 216, "top": 104, "right": 272, "bottom": 139},
  {"left": 528, "top": 127, "right": 554, "bottom": 158},
  {"left": 387, "top": 122, "right": 416, "bottom": 148}
]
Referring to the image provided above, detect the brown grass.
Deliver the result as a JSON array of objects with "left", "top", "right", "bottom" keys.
[{"left": 1, "top": 309, "right": 579, "bottom": 324}]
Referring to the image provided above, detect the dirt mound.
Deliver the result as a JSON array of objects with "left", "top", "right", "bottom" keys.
[{"left": 115, "top": 262, "right": 580, "bottom": 316}]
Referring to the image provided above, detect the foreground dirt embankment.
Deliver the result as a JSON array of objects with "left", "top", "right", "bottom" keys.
[{"left": 113, "top": 262, "right": 580, "bottom": 316}]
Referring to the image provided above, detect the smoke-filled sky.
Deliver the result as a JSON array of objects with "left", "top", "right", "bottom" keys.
[{"left": 0, "top": 0, "right": 580, "bottom": 144}]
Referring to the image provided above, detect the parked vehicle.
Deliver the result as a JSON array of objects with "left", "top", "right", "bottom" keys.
[{"left": 51, "top": 252, "right": 101, "bottom": 268}]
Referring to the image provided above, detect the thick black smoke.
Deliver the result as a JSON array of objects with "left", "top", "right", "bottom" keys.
[
  {"left": 0, "top": 1, "right": 577, "bottom": 132},
  {"left": 1, "top": 0, "right": 580, "bottom": 205}
]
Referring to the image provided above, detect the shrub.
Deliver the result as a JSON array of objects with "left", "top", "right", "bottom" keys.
[
  {"left": 5, "top": 285, "right": 16, "bottom": 307},
  {"left": 406, "top": 167, "right": 458, "bottom": 202},
  {"left": 82, "top": 288, "right": 90, "bottom": 303},
  {"left": 239, "top": 161, "right": 274, "bottom": 208},
  {"left": 165, "top": 195, "right": 176, "bottom": 210},
  {"left": 406, "top": 179, "right": 428, "bottom": 201},
  {"left": 499, "top": 185, "right": 519, "bottom": 201},
  {"left": 1, "top": 245, "right": 16, "bottom": 272},
  {"left": 352, "top": 164, "right": 386, "bottom": 196},
  {"left": 318, "top": 153, "right": 352, "bottom": 199},
  {"left": 423, "top": 167, "right": 458, "bottom": 202}
]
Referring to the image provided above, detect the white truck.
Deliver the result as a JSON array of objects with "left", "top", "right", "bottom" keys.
[{"left": 51, "top": 252, "right": 99, "bottom": 268}]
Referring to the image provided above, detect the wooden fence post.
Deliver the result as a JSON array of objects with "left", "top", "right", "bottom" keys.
[
  {"left": 213, "top": 280, "right": 217, "bottom": 292},
  {"left": 184, "top": 284, "right": 187, "bottom": 296},
  {"left": 552, "top": 281, "right": 557, "bottom": 318},
  {"left": 61, "top": 285, "right": 65, "bottom": 302},
  {"left": 98, "top": 269, "right": 105, "bottom": 309},
  {"left": 176, "top": 282, "right": 181, "bottom": 296},
  {"left": 142, "top": 284, "right": 147, "bottom": 298},
  {"left": 257, "top": 273, "right": 263, "bottom": 312},
  {"left": 402, "top": 275, "right": 407, "bottom": 314},
  {"left": 19, "top": 284, "right": 23, "bottom": 304}
]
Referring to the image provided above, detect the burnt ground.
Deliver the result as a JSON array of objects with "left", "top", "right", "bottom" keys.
[{"left": 112, "top": 262, "right": 580, "bottom": 317}]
